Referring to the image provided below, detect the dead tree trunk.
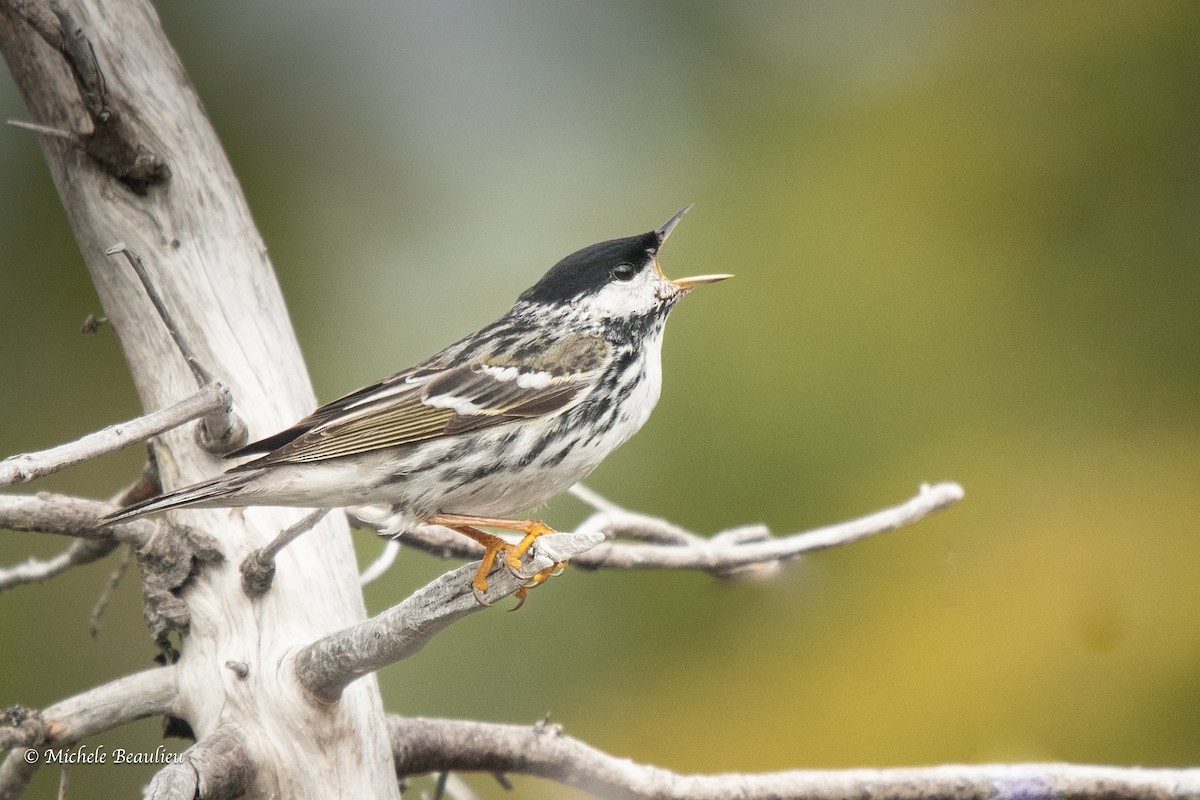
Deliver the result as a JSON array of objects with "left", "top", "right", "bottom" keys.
[
  {"left": 0, "top": 0, "right": 399, "bottom": 795},
  {"left": 2, "top": 4, "right": 1177, "bottom": 795}
]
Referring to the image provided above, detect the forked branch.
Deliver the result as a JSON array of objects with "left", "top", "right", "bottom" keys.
[
  {"left": 0, "top": 382, "right": 229, "bottom": 488},
  {"left": 294, "top": 532, "right": 604, "bottom": 704},
  {"left": 350, "top": 482, "right": 965, "bottom": 580},
  {"left": 0, "top": 667, "right": 178, "bottom": 799},
  {"left": 0, "top": 491, "right": 156, "bottom": 596},
  {"left": 104, "top": 245, "right": 246, "bottom": 453},
  {"left": 0, "top": 536, "right": 118, "bottom": 591},
  {"left": 389, "top": 715, "right": 1200, "bottom": 800}
]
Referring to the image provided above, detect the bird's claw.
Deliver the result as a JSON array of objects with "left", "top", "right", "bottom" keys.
[
  {"left": 472, "top": 581, "right": 494, "bottom": 607},
  {"left": 507, "top": 586, "right": 528, "bottom": 612},
  {"left": 518, "top": 562, "right": 566, "bottom": 589},
  {"left": 469, "top": 548, "right": 559, "bottom": 609},
  {"left": 455, "top": 521, "right": 567, "bottom": 609}
]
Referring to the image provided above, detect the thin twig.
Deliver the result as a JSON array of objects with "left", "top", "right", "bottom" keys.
[
  {"left": 567, "top": 483, "right": 624, "bottom": 514},
  {"left": 7, "top": 118, "right": 74, "bottom": 139},
  {"left": 240, "top": 508, "right": 331, "bottom": 597},
  {"left": 294, "top": 532, "right": 604, "bottom": 704},
  {"left": 389, "top": 716, "right": 1200, "bottom": 800},
  {"left": 105, "top": 244, "right": 213, "bottom": 386},
  {"left": 56, "top": 763, "right": 69, "bottom": 800},
  {"left": 0, "top": 666, "right": 178, "bottom": 750},
  {"left": 351, "top": 482, "right": 965, "bottom": 579},
  {"left": 443, "top": 773, "right": 478, "bottom": 800},
  {"left": 0, "top": 537, "right": 118, "bottom": 592},
  {"left": 575, "top": 507, "right": 708, "bottom": 546},
  {"left": 0, "top": 382, "right": 230, "bottom": 487},
  {"left": 105, "top": 245, "right": 246, "bottom": 452},
  {"left": 89, "top": 544, "right": 133, "bottom": 636},
  {"left": 49, "top": 0, "right": 109, "bottom": 122},
  {"left": 569, "top": 484, "right": 706, "bottom": 545},
  {"left": 360, "top": 539, "right": 402, "bottom": 586},
  {"left": 1, "top": 480, "right": 155, "bottom": 593},
  {"left": 432, "top": 771, "right": 449, "bottom": 800},
  {"left": 80, "top": 312, "right": 108, "bottom": 333}
]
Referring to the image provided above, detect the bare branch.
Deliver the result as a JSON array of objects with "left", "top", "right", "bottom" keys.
[
  {"left": 2, "top": 477, "right": 152, "bottom": 594},
  {"left": 389, "top": 716, "right": 1200, "bottom": 800},
  {"left": 575, "top": 481, "right": 964, "bottom": 576},
  {"left": 0, "top": 536, "right": 118, "bottom": 591},
  {"left": 0, "top": 382, "right": 230, "bottom": 487},
  {"left": 576, "top": 508, "right": 708, "bottom": 547},
  {"left": 351, "top": 482, "right": 964, "bottom": 580},
  {"left": 240, "top": 508, "right": 330, "bottom": 597},
  {"left": 103, "top": 244, "right": 213, "bottom": 388},
  {"left": 144, "top": 724, "right": 253, "bottom": 800},
  {"left": 359, "top": 539, "right": 402, "bottom": 586},
  {"left": 55, "top": 763, "right": 69, "bottom": 800},
  {"left": 89, "top": 543, "right": 133, "bottom": 635},
  {"left": 294, "top": 532, "right": 604, "bottom": 704},
  {"left": 567, "top": 483, "right": 624, "bottom": 514},
  {"left": 0, "top": 747, "right": 38, "bottom": 800},
  {"left": 104, "top": 245, "right": 247, "bottom": 453},
  {"left": 0, "top": 707, "right": 43, "bottom": 754},
  {"left": 0, "top": 488, "right": 221, "bottom": 649},
  {"left": 0, "top": 666, "right": 178, "bottom": 750},
  {"left": 7, "top": 117, "right": 72, "bottom": 138},
  {"left": 0, "top": 667, "right": 178, "bottom": 798},
  {"left": 0, "top": 492, "right": 154, "bottom": 545}
]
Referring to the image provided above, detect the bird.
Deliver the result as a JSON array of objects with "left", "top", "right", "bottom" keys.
[{"left": 103, "top": 207, "right": 731, "bottom": 601}]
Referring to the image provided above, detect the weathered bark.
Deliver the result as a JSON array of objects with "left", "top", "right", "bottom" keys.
[
  {"left": 389, "top": 716, "right": 1200, "bottom": 800},
  {"left": 0, "top": 0, "right": 398, "bottom": 796}
]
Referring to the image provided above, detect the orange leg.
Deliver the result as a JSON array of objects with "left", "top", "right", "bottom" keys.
[
  {"left": 437, "top": 523, "right": 508, "bottom": 594},
  {"left": 426, "top": 513, "right": 566, "bottom": 603}
]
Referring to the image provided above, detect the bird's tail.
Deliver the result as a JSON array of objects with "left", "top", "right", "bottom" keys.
[{"left": 102, "top": 473, "right": 255, "bottom": 525}]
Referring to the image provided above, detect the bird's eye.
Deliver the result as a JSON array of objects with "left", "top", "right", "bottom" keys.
[{"left": 610, "top": 263, "right": 637, "bottom": 282}]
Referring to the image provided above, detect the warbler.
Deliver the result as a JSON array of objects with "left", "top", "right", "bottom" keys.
[{"left": 103, "top": 208, "right": 730, "bottom": 598}]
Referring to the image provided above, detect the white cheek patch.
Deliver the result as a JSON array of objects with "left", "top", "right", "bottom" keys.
[{"left": 586, "top": 269, "right": 663, "bottom": 318}]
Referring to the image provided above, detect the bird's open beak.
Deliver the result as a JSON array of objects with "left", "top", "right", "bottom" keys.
[
  {"left": 672, "top": 273, "right": 733, "bottom": 291},
  {"left": 656, "top": 205, "right": 694, "bottom": 245},
  {"left": 654, "top": 207, "right": 734, "bottom": 290}
]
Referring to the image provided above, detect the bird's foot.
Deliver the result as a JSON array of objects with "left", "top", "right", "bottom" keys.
[
  {"left": 426, "top": 514, "right": 567, "bottom": 608},
  {"left": 503, "top": 520, "right": 555, "bottom": 575}
]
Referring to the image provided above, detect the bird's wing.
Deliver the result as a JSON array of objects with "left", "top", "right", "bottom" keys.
[{"left": 229, "top": 332, "right": 611, "bottom": 467}]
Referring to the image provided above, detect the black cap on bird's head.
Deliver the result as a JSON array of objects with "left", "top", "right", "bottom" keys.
[{"left": 518, "top": 206, "right": 731, "bottom": 306}]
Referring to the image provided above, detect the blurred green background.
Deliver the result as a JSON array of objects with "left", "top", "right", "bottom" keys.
[{"left": 3, "top": 2, "right": 1198, "bottom": 797}]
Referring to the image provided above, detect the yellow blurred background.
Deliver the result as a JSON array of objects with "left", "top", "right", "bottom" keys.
[{"left": 2, "top": 2, "right": 1197, "bottom": 797}]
